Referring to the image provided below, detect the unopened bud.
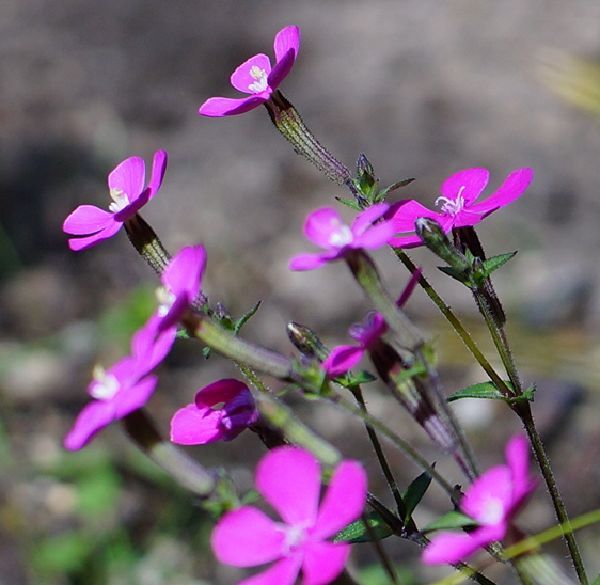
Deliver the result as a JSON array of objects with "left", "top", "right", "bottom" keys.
[
  {"left": 287, "top": 321, "right": 329, "bottom": 362},
  {"left": 415, "top": 218, "right": 470, "bottom": 274}
]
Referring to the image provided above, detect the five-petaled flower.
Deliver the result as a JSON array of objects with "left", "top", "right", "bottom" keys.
[
  {"left": 212, "top": 446, "right": 367, "bottom": 585},
  {"left": 422, "top": 434, "right": 537, "bottom": 565},
  {"left": 170, "top": 378, "right": 258, "bottom": 445},
  {"left": 388, "top": 167, "right": 534, "bottom": 248},
  {"left": 289, "top": 203, "right": 399, "bottom": 271},
  {"left": 63, "top": 150, "right": 168, "bottom": 251},
  {"left": 64, "top": 317, "right": 176, "bottom": 451},
  {"left": 199, "top": 25, "right": 301, "bottom": 117}
]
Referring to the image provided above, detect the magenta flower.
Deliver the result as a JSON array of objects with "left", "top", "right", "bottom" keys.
[
  {"left": 170, "top": 379, "right": 258, "bottom": 445},
  {"left": 289, "top": 203, "right": 398, "bottom": 271},
  {"left": 199, "top": 26, "right": 301, "bottom": 117},
  {"left": 323, "top": 312, "right": 387, "bottom": 376},
  {"left": 388, "top": 167, "right": 534, "bottom": 248},
  {"left": 212, "top": 446, "right": 367, "bottom": 585},
  {"left": 64, "top": 316, "right": 176, "bottom": 451},
  {"left": 422, "top": 435, "right": 537, "bottom": 565},
  {"left": 154, "top": 244, "right": 207, "bottom": 331},
  {"left": 63, "top": 150, "right": 168, "bottom": 251}
]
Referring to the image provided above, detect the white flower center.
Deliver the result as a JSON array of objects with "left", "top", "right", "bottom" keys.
[
  {"left": 436, "top": 186, "right": 466, "bottom": 217},
  {"left": 328, "top": 221, "right": 353, "bottom": 248},
  {"left": 478, "top": 496, "right": 505, "bottom": 525},
  {"left": 248, "top": 65, "right": 269, "bottom": 93},
  {"left": 108, "top": 188, "right": 129, "bottom": 213},
  {"left": 89, "top": 365, "right": 120, "bottom": 400},
  {"left": 156, "top": 286, "right": 176, "bottom": 317},
  {"left": 282, "top": 523, "right": 307, "bottom": 554}
]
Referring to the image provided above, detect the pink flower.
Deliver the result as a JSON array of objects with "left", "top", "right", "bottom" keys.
[
  {"left": 289, "top": 204, "right": 399, "bottom": 271},
  {"left": 64, "top": 317, "right": 176, "bottom": 451},
  {"left": 422, "top": 435, "right": 537, "bottom": 565},
  {"left": 170, "top": 379, "right": 258, "bottom": 445},
  {"left": 199, "top": 26, "right": 301, "bottom": 117},
  {"left": 63, "top": 150, "right": 168, "bottom": 251},
  {"left": 323, "top": 312, "right": 387, "bottom": 376},
  {"left": 388, "top": 167, "right": 534, "bottom": 248},
  {"left": 154, "top": 245, "right": 207, "bottom": 331},
  {"left": 212, "top": 446, "right": 367, "bottom": 585}
]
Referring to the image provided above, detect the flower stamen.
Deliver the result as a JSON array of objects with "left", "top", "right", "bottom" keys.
[{"left": 248, "top": 66, "right": 269, "bottom": 93}]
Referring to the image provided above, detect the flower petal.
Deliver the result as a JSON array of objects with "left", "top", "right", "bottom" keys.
[
  {"left": 312, "top": 461, "right": 367, "bottom": 539},
  {"left": 147, "top": 149, "right": 168, "bottom": 199},
  {"left": 161, "top": 244, "right": 207, "bottom": 300},
  {"left": 67, "top": 219, "right": 122, "bottom": 251},
  {"left": 113, "top": 375, "right": 158, "bottom": 418},
  {"left": 323, "top": 345, "right": 365, "bottom": 377},
  {"left": 131, "top": 316, "right": 177, "bottom": 374},
  {"left": 288, "top": 251, "right": 339, "bottom": 271},
  {"left": 108, "top": 156, "right": 146, "bottom": 203},
  {"left": 388, "top": 200, "right": 443, "bottom": 232},
  {"left": 303, "top": 207, "right": 348, "bottom": 248},
  {"left": 63, "top": 205, "right": 113, "bottom": 235},
  {"left": 238, "top": 556, "right": 303, "bottom": 585},
  {"left": 352, "top": 220, "right": 399, "bottom": 250},
  {"left": 170, "top": 404, "right": 223, "bottom": 445},
  {"left": 198, "top": 95, "right": 267, "bottom": 117},
  {"left": 505, "top": 434, "right": 537, "bottom": 509},
  {"left": 194, "top": 378, "right": 249, "bottom": 408},
  {"left": 350, "top": 203, "right": 389, "bottom": 237},
  {"left": 273, "top": 26, "right": 301, "bottom": 66},
  {"left": 231, "top": 53, "right": 272, "bottom": 94},
  {"left": 469, "top": 168, "right": 534, "bottom": 214},
  {"left": 211, "top": 506, "right": 285, "bottom": 567},
  {"left": 256, "top": 446, "right": 321, "bottom": 526},
  {"left": 301, "top": 541, "right": 350, "bottom": 585},
  {"left": 421, "top": 531, "right": 484, "bottom": 565},
  {"left": 461, "top": 465, "right": 512, "bottom": 524},
  {"left": 63, "top": 400, "right": 116, "bottom": 451},
  {"left": 440, "top": 168, "right": 489, "bottom": 206}
]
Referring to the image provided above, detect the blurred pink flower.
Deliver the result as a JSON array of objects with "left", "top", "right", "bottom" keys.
[
  {"left": 170, "top": 379, "right": 258, "bottom": 445},
  {"left": 388, "top": 167, "right": 534, "bottom": 248},
  {"left": 199, "top": 26, "right": 301, "bottom": 117},
  {"left": 63, "top": 150, "right": 167, "bottom": 251},
  {"left": 422, "top": 434, "right": 537, "bottom": 565},
  {"left": 212, "top": 446, "right": 367, "bottom": 585},
  {"left": 289, "top": 204, "right": 398, "bottom": 271}
]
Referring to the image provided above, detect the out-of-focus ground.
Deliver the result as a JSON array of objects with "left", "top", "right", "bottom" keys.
[{"left": 1, "top": 1, "right": 600, "bottom": 583}]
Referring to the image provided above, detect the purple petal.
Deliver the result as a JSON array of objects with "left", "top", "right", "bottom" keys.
[
  {"left": 113, "top": 375, "right": 158, "bottom": 418},
  {"left": 211, "top": 506, "right": 285, "bottom": 567},
  {"left": 231, "top": 53, "right": 272, "bottom": 94},
  {"left": 131, "top": 316, "right": 177, "bottom": 374},
  {"left": 468, "top": 168, "right": 534, "bottom": 215},
  {"left": 63, "top": 400, "right": 116, "bottom": 451},
  {"left": 273, "top": 26, "right": 301, "bottom": 65},
  {"left": 396, "top": 268, "right": 422, "bottom": 307},
  {"left": 451, "top": 208, "right": 487, "bottom": 228},
  {"left": 162, "top": 245, "right": 207, "bottom": 299},
  {"left": 288, "top": 251, "right": 340, "bottom": 271},
  {"left": 147, "top": 150, "right": 168, "bottom": 199},
  {"left": 352, "top": 220, "right": 399, "bottom": 250},
  {"left": 387, "top": 233, "right": 425, "bottom": 249},
  {"left": 312, "top": 461, "right": 367, "bottom": 539},
  {"left": 303, "top": 207, "right": 348, "bottom": 249},
  {"left": 194, "top": 378, "right": 249, "bottom": 408},
  {"left": 350, "top": 203, "right": 390, "bottom": 237},
  {"left": 256, "top": 446, "right": 321, "bottom": 526},
  {"left": 67, "top": 220, "right": 122, "bottom": 251},
  {"left": 505, "top": 434, "right": 537, "bottom": 509},
  {"left": 301, "top": 541, "right": 350, "bottom": 585},
  {"left": 198, "top": 96, "right": 267, "bottom": 117},
  {"left": 440, "top": 168, "right": 489, "bottom": 206},
  {"left": 268, "top": 50, "right": 295, "bottom": 91},
  {"left": 388, "top": 200, "right": 442, "bottom": 232},
  {"left": 63, "top": 205, "right": 114, "bottom": 235},
  {"left": 461, "top": 465, "right": 512, "bottom": 524},
  {"left": 421, "top": 531, "right": 485, "bottom": 565},
  {"left": 108, "top": 156, "right": 145, "bottom": 203},
  {"left": 113, "top": 191, "right": 151, "bottom": 221},
  {"left": 170, "top": 404, "right": 223, "bottom": 445},
  {"left": 237, "top": 556, "right": 303, "bottom": 585},
  {"left": 323, "top": 345, "right": 365, "bottom": 377}
]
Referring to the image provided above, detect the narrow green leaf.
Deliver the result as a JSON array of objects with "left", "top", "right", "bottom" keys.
[
  {"left": 422, "top": 511, "right": 477, "bottom": 533},
  {"left": 234, "top": 300, "right": 262, "bottom": 335},
  {"left": 403, "top": 469, "right": 433, "bottom": 523},
  {"left": 335, "top": 196, "right": 362, "bottom": 211},
  {"left": 481, "top": 251, "right": 518, "bottom": 276},
  {"left": 338, "top": 369, "right": 377, "bottom": 387},
  {"left": 334, "top": 511, "right": 394, "bottom": 543},
  {"left": 447, "top": 381, "right": 535, "bottom": 403},
  {"left": 377, "top": 177, "right": 415, "bottom": 200},
  {"left": 438, "top": 265, "right": 469, "bottom": 284}
]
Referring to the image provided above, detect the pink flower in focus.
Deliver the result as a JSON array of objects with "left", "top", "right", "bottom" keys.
[
  {"left": 289, "top": 204, "right": 398, "bottom": 271},
  {"left": 388, "top": 167, "right": 534, "bottom": 248},
  {"left": 422, "top": 435, "right": 537, "bottom": 565},
  {"left": 63, "top": 150, "right": 168, "bottom": 251},
  {"left": 170, "top": 379, "right": 258, "bottom": 445},
  {"left": 199, "top": 26, "right": 301, "bottom": 117},
  {"left": 212, "top": 446, "right": 367, "bottom": 585},
  {"left": 323, "top": 312, "right": 386, "bottom": 377},
  {"left": 64, "top": 316, "right": 177, "bottom": 451},
  {"left": 154, "top": 245, "right": 207, "bottom": 331}
]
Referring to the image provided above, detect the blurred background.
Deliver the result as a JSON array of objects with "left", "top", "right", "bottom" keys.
[{"left": 1, "top": 1, "right": 600, "bottom": 583}]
